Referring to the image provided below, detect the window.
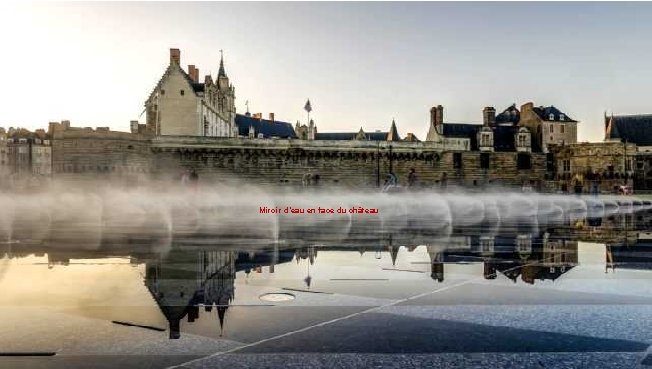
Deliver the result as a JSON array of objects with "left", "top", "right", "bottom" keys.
[
  {"left": 562, "top": 159, "right": 571, "bottom": 172},
  {"left": 480, "top": 133, "right": 491, "bottom": 147},
  {"left": 518, "top": 134, "right": 528, "bottom": 147},
  {"left": 517, "top": 153, "right": 531, "bottom": 170},
  {"left": 546, "top": 153, "right": 555, "bottom": 172},
  {"left": 560, "top": 114, "right": 565, "bottom": 121},
  {"left": 160, "top": 89, "right": 165, "bottom": 95},
  {"left": 561, "top": 125, "right": 565, "bottom": 134},
  {"left": 549, "top": 124, "right": 554, "bottom": 133},
  {"left": 180, "top": 89, "right": 185, "bottom": 96},
  {"left": 480, "top": 153, "right": 490, "bottom": 169},
  {"left": 549, "top": 113, "right": 555, "bottom": 120},
  {"left": 453, "top": 152, "right": 462, "bottom": 169}
]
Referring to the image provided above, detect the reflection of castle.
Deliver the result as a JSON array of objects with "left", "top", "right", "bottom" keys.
[
  {"left": 606, "top": 233, "right": 652, "bottom": 272},
  {"left": 142, "top": 248, "right": 296, "bottom": 339},
  {"left": 425, "top": 230, "right": 579, "bottom": 284},
  {"left": 144, "top": 250, "right": 236, "bottom": 339}
]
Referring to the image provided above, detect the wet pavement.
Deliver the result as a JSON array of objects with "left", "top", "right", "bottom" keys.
[{"left": 1, "top": 192, "right": 651, "bottom": 368}]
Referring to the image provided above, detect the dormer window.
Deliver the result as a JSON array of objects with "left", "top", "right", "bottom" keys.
[
  {"left": 549, "top": 113, "right": 554, "bottom": 120},
  {"left": 559, "top": 114, "right": 565, "bottom": 121}
]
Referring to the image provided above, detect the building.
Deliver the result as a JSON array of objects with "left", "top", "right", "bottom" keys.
[
  {"left": 604, "top": 113, "right": 652, "bottom": 191},
  {"left": 295, "top": 119, "right": 316, "bottom": 140},
  {"left": 519, "top": 103, "right": 578, "bottom": 152},
  {"left": 236, "top": 113, "right": 297, "bottom": 139},
  {"left": 314, "top": 119, "right": 401, "bottom": 142},
  {"left": 0, "top": 127, "right": 52, "bottom": 184},
  {"left": 549, "top": 141, "right": 635, "bottom": 193},
  {"left": 424, "top": 104, "right": 552, "bottom": 189},
  {"left": 144, "top": 49, "right": 238, "bottom": 137},
  {"left": 0, "top": 128, "right": 8, "bottom": 181},
  {"left": 426, "top": 102, "right": 577, "bottom": 153}
]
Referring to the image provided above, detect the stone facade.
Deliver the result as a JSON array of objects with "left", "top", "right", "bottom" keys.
[
  {"left": 519, "top": 102, "right": 578, "bottom": 153},
  {"left": 144, "top": 49, "right": 238, "bottom": 138},
  {"left": 0, "top": 128, "right": 8, "bottom": 180},
  {"left": 49, "top": 122, "right": 151, "bottom": 186},
  {"left": 149, "top": 136, "right": 548, "bottom": 189},
  {"left": 549, "top": 141, "right": 636, "bottom": 193},
  {"left": 0, "top": 127, "right": 52, "bottom": 188}
]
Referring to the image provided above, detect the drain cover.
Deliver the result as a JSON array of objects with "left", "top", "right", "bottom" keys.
[{"left": 259, "top": 292, "right": 296, "bottom": 302}]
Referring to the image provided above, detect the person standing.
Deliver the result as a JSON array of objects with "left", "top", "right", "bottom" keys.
[
  {"left": 189, "top": 169, "right": 199, "bottom": 191},
  {"left": 407, "top": 168, "right": 417, "bottom": 187}
]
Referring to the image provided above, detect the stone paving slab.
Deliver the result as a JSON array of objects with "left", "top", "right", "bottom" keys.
[
  {"left": 229, "top": 312, "right": 649, "bottom": 354},
  {"left": 177, "top": 352, "right": 650, "bottom": 369},
  {"left": 378, "top": 305, "right": 652, "bottom": 343}
]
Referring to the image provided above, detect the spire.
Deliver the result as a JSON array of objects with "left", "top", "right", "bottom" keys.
[
  {"left": 388, "top": 245, "right": 399, "bottom": 266},
  {"left": 387, "top": 118, "right": 400, "bottom": 141},
  {"left": 218, "top": 49, "right": 227, "bottom": 78},
  {"left": 217, "top": 305, "right": 227, "bottom": 337}
]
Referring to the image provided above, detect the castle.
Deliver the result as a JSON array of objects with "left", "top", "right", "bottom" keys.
[{"left": 5, "top": 46, "right": 652, "bottom": 193}]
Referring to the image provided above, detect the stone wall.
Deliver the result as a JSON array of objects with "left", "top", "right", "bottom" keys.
[
  {"left": 51, "top": 129, "right": 152, "bottom": 186},
  {"left": 150, "top": 137, "right": 549, "bottom": 190},
  {"left": 550, "top": 141, "right": 636, "bottom": 193}
]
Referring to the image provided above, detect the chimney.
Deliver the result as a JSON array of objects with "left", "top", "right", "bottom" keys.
[
  {"left": 430, "top": 105, "right": 444, "bottom": 127},
  {"left": 170, "top": 48, "right": 181, "bottom": 65},
  {"left": 193, "top": 68, "right": 199, "bottom": 83},
  {"left": 269, "top": 113, "right": 275, "bottom": 122},
  {"left": 188, "top": 65, "right": 197, "bottom": 82},
  {"left": 483, "top": 107, "right": 496, "bottom": 126},
  {"left": 253, "top": 113, "right": 262, "bottom": 120}
]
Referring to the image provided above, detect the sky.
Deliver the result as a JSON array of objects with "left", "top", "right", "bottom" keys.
[{"left": 1, "top": 2, "right": 652, "bottom": 142}]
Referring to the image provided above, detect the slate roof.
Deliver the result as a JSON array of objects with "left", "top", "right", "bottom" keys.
[
  {"left": 235, "top": 114, "right": 297, "bottom": 139},
  {"left": 606, "top": 114, "right": 652, "bottom": 146},
  {"left": 495, "top": 104, "right": 520, "bottom": 125},
  {"left": 532, "top": 106, "right": 577, "bottom": 122},
  {"left": 315, "top": 131, "right": 390, "bottom": 141},
  {"left": 387, "top": 120, "right": 401, "bottom": 142},
  {"left": 441, "top": 123, "right": 481, "bottom": 150},
  {"left": 439, "top": 123, "right": 541, "bottom": 153},
  {"left": 146, "top": 63, "right": 206, "bottom": 103},
  {"left": 315, "top": 132, "right": 357, "bottom": 140}
]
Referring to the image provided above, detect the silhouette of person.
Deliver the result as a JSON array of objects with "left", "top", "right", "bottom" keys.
[
  {"left": 189, "top": 169, "right": 199, "bottom": 190},
  {"left": 407, "top": 168, "right": 417, "bottom": 187}
]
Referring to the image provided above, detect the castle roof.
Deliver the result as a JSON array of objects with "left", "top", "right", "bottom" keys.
[
  {"left": 495, "top": 104, "right": 520, "bottom": 125},
  {"left": 235, "top": 114, "right": 297, "bottom": 139},
  {"left": 315, "top": 131, "right": 389, "bottom": 141},
  {"left": 387, "top": 120, "right": 401, "bottom": 142},
  {"left": 441, "top": 123, "right": 481, "bottom": 150},
  {"left": 606, "top": 114, "right": 652, "bottom": 146},
  {"left": 532, "top": 105, "right": 577, "bottom": 123}
]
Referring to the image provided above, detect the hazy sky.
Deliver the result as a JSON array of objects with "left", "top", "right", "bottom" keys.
[{"left": 2, "top": 2, "right": 652, "bottom": 142}]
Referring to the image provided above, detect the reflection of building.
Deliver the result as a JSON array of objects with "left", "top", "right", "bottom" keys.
[
  {"left": 143, "top": 247, "right": 297, "bottom": 339},
  {"left": 144, "top": 250, "right": 236, "bottom": 339},
  {"left": 606, "top": 233, "right": 652, "bottom": 272}
]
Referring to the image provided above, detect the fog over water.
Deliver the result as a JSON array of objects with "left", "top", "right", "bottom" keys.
[{"left": 0, "top": 183, "right": 647, "bottom": 256}]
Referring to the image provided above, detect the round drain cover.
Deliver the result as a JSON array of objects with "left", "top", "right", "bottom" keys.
[{"left": 259, "top": 292, "right": 295, "bottom": 302}]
